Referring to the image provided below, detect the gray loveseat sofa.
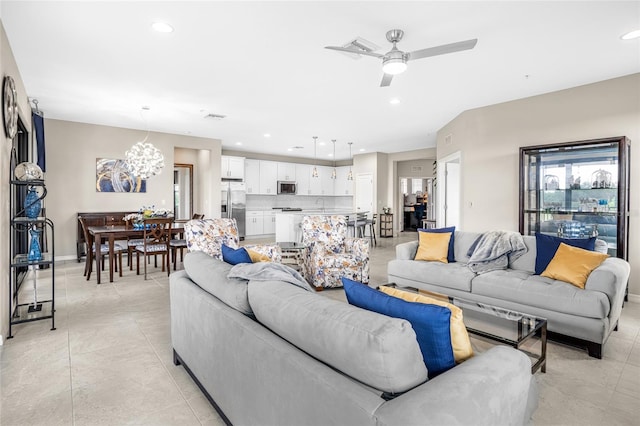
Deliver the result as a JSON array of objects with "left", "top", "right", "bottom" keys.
[
  {"left": 170, "top": 251, "right": 538, "bottom": 425},
  {"left": 388, "top": 231, "right": 631, "bottom": 358}
]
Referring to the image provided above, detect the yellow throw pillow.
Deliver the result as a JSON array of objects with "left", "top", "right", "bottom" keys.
[
  {"left": 379, "top": 286, "right": 474, "bottom": 363},
  {"left": 414, "top": 232, "right": 451, "bottom": 263},
  {"left": 541, "top": 243, "right": 608, "bottom": 289},
  {"left": 246, "top": 249, "right": 271, "bottom": 263}
]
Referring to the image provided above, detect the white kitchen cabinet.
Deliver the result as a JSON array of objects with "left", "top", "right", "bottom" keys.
[
  {"left": 244, "top": 159, "right": 260, "bottom": 194},
  {"left": 260, "top": 161, "right": 278, "bottom": 195},
  {"left": 318, "top": 166, "right": 335, "bottom": 196},
  {"left": 295, "top": 164, "right": 312, "bottom": 196},
  {"left": 246, "top": 211, "right": 264, "bottom": 236},
  {"left": 221, "top": 155, "right": 245, "bottom": 179},
  {"left": 263, "top": 210, "right": 276, "bottom": 234},
  {"left": 277, "top": 162, "right": 296, "bottom": 181},
  {"left": 334, "top": 166, "right": 354, "bottom": 196}
]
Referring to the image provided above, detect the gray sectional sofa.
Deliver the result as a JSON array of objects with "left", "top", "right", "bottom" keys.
[
  {"left": 170, "top": 251, "right": 538, "bottom": 425},
  {"left": 388, "top": 231, "right": 631, "bottom": 358}
]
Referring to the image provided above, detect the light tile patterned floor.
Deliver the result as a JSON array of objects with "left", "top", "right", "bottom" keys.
[{"left": 1, "top": 232, "right": 639, "bottom": 425}]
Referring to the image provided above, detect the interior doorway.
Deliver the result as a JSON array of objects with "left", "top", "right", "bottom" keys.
[
  {"left": 437, "top": 151, "right": 462, "bottom": 228},
  {"left": 399, "top": 177, "right": 435, "bottom": 231},
  {"left": 173, "top": 163, "right": 193, "bottom": 220}
]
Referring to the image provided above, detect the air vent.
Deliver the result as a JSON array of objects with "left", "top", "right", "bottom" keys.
[
  {"left": 445, "top": 134, "right": 453, "bottom": 145},
  {"left": 339, "top": 37, "right": 380, "bottom": 60},
  {"left": 204, "top": 113, "right": 226, "bottom": 120},
  {"left": 292, "top": 146, "right": 304, "bottom": 150}
]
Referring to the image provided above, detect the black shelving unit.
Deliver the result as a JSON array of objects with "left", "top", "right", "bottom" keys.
[
  {"left": 519, "top": 136, "right": 630, "bottom": 260},
  {"left": 380, "top": 213, "right": 393, "bottom": 238},
  {"left": 9, "top": 179, "right": 55, "bottom": 338}
]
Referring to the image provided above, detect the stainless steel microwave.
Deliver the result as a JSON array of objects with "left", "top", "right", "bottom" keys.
[{"left": 277, "top": 181, "right": 297, "bottom": 195}]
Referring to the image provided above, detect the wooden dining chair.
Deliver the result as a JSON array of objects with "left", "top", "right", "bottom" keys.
[
  {"left": 125, "top": 218, "right": 150, "bottom": 270},
  {"left": 170, "top": 213, "right": 204, "bottom": 270},
  {"left": 135, "top": 217, "right": 173, "bottom": 279},
  {"left": 78, "top": 216, "right": 124, "bottom": 281}
]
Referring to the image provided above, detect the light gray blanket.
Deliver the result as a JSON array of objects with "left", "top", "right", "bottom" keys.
[
  {"left": 467, "top": 231, "right": 527, "bottom": 274},
  {"left": 228, "top": 262, "right": 314, "bottom": 291}
]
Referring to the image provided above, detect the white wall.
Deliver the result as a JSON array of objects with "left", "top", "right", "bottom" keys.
[
  {"left": 1, "top": 20, "right": 32, "bottom": 342},
  {"left": 44, "top": 119, "right": 221, "bottom": 259},
  {"left": 436, "top": 73, "right": 640, "bottom": 297}
]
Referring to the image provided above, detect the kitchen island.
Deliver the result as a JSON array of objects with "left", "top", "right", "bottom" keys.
[{"left": 275, "top": 210, "right": 367, "bottom": 242}]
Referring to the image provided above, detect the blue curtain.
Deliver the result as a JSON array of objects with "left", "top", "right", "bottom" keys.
[{"left": 32, "top": 112, "right": 46, "bottom": 172}]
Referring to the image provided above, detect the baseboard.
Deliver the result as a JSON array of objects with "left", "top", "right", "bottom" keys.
[
  {"left": 627, "top": 293, "right": 640, "bottom": 304},
  {"left": 55, "top": 254, "right": 79, "bottom": 262}
]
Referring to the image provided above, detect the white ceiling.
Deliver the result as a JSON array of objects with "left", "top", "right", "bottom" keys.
[{"left": 1, "top": 1, "right": 639, "bottom": 161}]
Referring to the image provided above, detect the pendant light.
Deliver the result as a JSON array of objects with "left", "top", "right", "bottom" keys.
[
  {"left": 312, "top": 136, "right": 319, "bottom": 178},
  {"left": 347, "top": 142, "right": 354, "bottom": 180},
  {"left": 331, "top": 139, "right": 337, "bottom": 179}
]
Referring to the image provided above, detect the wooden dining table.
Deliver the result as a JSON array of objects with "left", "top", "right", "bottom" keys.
[{"left": 88, "top": 224, "right": 185, "bottom": 284}]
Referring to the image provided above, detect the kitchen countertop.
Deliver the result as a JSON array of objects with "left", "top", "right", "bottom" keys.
[{"left": 275, "top": 209, "right": 367, "bottom": 216}]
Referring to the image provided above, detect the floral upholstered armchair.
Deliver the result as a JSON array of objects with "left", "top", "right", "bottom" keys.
[
  {"left": 301, "top": 215, "right": 370, "bottom": 290},
  {"left": 184, "top": 218, "right": 281, "bottom": 262}
]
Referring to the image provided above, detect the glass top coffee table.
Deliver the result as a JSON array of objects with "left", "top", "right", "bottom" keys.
[
  {"left": 378, "top": 285, "right": 547, "bottom": 374},
  {"left": 450, "top": 297, "right": 547, "bottom": 374},
  {"left": 277, "top": 242, "right": 307, "bottom": 273}
]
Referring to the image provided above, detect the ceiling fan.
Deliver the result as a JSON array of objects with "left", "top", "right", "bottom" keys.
[{"left": 325, "top": 29, "right": 478, "bottom": 87}]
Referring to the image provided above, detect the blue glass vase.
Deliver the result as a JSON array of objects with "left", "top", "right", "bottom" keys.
[
  {"left": 24, "top": 187, "right": 41, "bottom": 219},
  {"left": 28, "top": 228, "right": 42, "bottom": 261}
]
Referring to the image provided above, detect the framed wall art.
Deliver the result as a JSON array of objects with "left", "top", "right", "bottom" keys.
[{"left": 96, "top": 158, "right": 146, "bottom": 193}]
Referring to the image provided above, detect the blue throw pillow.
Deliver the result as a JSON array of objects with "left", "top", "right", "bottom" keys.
[
  {"left": 221, "top": 244, "right": 252, "bottom": 265},
  {"left": 534, "top": 233, "right": 596, "bottom": 275},
  {"left": 418, "top": 227, "right": 456, "bottom": 262},
  {"left": 342, "top": 277, "right": 455, "bottom": 378}
]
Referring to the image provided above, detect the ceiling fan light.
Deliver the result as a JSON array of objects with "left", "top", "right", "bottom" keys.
[
  {"left": 382, "top": 58, "right": 407, "bottom": 75},
  {"left": 151, "top": 22, "right": 174, "bottom": 33},
  {"left": 621, "top": 29, "right": 640, "bottom": 40}
]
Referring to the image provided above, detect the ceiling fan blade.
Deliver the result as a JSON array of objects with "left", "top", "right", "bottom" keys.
[
  {"left": 380, "top": 73, "right": 394, "bottom": 87},
  {"left": 407, "top": 38, "right": 478, "bottom": 61},
  {"left": 325, "top": 46, "right": 384, "bottom": 59}
]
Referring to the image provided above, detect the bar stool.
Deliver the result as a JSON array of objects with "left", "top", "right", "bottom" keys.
[{"left": 363, "top": 214, "right": 377, "bottom": 246}]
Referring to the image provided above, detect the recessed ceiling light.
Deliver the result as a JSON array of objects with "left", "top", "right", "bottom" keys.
[
  {"left": 235, "top": 142, "right": 242, "bottom": 146},
  {"left": 621, "top": 29, "right": 640, "bottom": 40},
  {"left": 390, "top": 98, "right": 400, "bottom": 105},
  {"left": 263, "top": 133, "right": 271, "bottom": 138},
  {"left": 328, "top": 153, "right": 333, "bottom": 157},
  {"left": 319, "top": 142, "right": 326, "bottom": 146},
  {"left": 287, "top": 148, "right": 293, "bottom": 152},
  {"left": 152, "top": 22, "right": 174, "bottom": 33},
  {"left": 359, "top": 148, "right": 366, "bottom": 152}
]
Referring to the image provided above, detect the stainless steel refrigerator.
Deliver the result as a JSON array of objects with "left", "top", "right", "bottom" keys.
[{"left": 221, "top": 181, "right": 246, "bottom": 239}]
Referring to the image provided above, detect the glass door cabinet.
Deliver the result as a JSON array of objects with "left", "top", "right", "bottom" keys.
[{"left": 519, "top": 137, "right": 630, "bottom": 259}]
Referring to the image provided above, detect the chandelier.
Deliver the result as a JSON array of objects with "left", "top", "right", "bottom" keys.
[
  {"left": 125, "top": 139, "right": 165, "bottom": 179},
  {"left": 124, "top": 107, "right": 164, "bottom": 179}
]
